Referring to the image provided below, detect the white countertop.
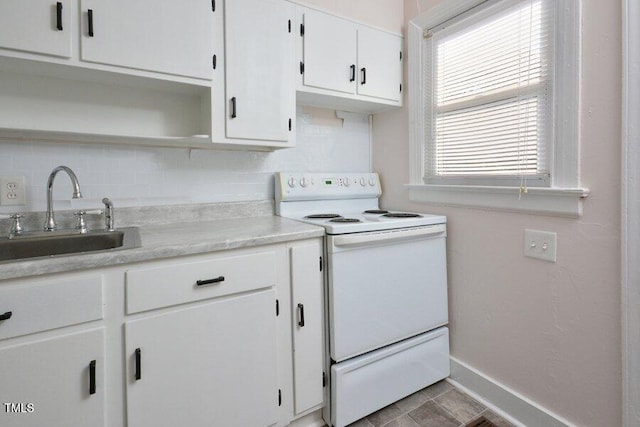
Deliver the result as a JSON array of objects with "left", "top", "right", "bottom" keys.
[{"left": 0, "top": 215, "right": 324, "bottom": 281}]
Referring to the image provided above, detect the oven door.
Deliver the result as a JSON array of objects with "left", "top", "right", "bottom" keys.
[{"left": 327, "top": 224, "right": 448, "bottom": 362}]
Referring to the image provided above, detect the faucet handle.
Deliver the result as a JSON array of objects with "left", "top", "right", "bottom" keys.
[
  {"left": 8, "top": 214, "right": 24, "bottom": 236},
  {"left": 2, "top": 214, "right": 24, "bottom": 237},
  {"left": 74, "top": 211, "right": 87, "bottom": 233}
]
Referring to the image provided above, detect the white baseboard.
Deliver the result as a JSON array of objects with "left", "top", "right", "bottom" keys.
[{"left": 448, "top": 357, "right": 575, "bottom": 427}]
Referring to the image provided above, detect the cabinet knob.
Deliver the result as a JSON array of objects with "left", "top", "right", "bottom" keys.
[
  {"left": 87, "top": 9, "right": 94, "bottom": 37},
  {"left": 56, "top": 2, "right": 63, "bottom": 31},
  {"left": 89, "top": 360, "right": 96, "bottom": 395},
  {"left": 230, "top": 97, "right": 237, "bottom": 118},
  {"left": 134, "top": 348, "right": 142, "bottom": 381},
  {"left": 297, "top": 303, "right": 305, "bottom": 327},
  {"left": 0, "top": 311, "right": 12, "bottom": 321}
]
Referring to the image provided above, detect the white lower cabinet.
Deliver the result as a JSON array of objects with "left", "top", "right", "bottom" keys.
[
  {"left": 0, "top": 328, "right": 105, "bottom": 427},
  {"left": 125, "top": 289, "right": 279, "bottom": 427},
  {"left": 0, "top": 238, "right": 325, "bottom": 427},
  {"left": 290, "top": 239, "right": 325, "bottom": 416}
]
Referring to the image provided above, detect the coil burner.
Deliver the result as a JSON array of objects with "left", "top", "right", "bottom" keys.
[
  {"left": 329, "top": 218, "right": 361, "bottom": 223},
  {"left": 382, "top": 213, "right": 423, "bottom": 218},
  {"left": 305, "top": 214, "right": 342, "bottom": 219}
]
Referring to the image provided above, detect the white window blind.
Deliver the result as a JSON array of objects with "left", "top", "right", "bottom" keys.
[{"left": 424, "top": 0, "right": 554, "bottom": 186}]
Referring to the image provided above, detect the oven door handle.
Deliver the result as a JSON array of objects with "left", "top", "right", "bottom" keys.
[{"left": 332, "top": 224, "right": 446, "bottom": 248}]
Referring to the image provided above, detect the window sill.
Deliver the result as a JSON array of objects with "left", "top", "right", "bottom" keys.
[{"left": 406, "top": 184, "right": 590, "bottom": 217}]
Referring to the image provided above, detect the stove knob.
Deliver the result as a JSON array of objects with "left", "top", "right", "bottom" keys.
[
  {"left": 369, "top": 177, "right": 376, "bottom": 186},
  {"left": 300, "top": 177, "right": 309, "bottom": 188},
  {"left": 359, "top": 177, "right": 366, "bottom": 186},
  {"left": 287, "top": 177, "right": 297, "bottom": 188},
  {"left": 343, "top": 177, "right": 351, "bottom": 187}
]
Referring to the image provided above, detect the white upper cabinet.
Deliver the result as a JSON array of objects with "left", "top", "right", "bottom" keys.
[
  {"left": 213, "top": 0, "right": 296, "bottom": 148},
  {"left": 0, "top": 0, "right": 72, "bottom": 58},
  {"left": 297, "top": 6, "right": 403, "bottom": 113},
  {"left": 357, "top": 26, "right": 403, "bottom": 102},
  {"left": 302, "top": 11, "right": 357, "bottom": 95},
  {"left": 80, "top": 0, "right": 213, "bottom": 80}
]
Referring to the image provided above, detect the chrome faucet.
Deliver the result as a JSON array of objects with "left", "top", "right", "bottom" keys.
[{"left": 44, "top": 166, "right": 83, "bottom": 231}]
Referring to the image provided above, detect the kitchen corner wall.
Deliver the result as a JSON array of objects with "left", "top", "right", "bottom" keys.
[
  {"left": 373, "top": 1, "right": 622, "bottom": 426},
  {"left": 0, "top": 106, "right": 370, "bottom": 214}
]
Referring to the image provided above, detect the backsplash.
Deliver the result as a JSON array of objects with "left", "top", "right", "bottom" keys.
[{"left": 0, "top": 107, "right": 370, "bottom": 214}]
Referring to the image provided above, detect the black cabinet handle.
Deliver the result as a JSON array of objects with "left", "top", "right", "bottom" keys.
[
  {"left": 361, "top": 67, "right": 367, "bottom": 85},
  {"left": 134, "top": 348, "right": 141, "bottom": 381},
  {"left": 212, "top": 54, "right": 217, "bottom": 70},
  {"left": 89, "top": 360, "right": 96, "bottom": 395},
  {"left": 87, "top": 9, "right": 94, "bottom": 37},
  {"left": 350, "top": 64, "right": 356, "bottom": 82},
  {"left": 230, "top": 97, "right": 237, "bottom": 118},
  {"left": 56, "top": 2, "right": 63, "bottom": 31},
  {"left": 0, "top": 311, "right": 11, "bottom": 321},
  {"left": 196, "top": 276, "right": 225, "bottom": 286},
  {"left": 297, "top": 303, "right": 305, "bottom": 327},
  {"left": 211, "top": 0, "right": 215, "bottom": 12}
]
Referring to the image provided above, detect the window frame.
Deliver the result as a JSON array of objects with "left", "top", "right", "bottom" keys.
[{"left": 407, "top": 0, "right": 588, "bottom": 217}]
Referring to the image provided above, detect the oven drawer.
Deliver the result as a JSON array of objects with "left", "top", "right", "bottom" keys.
[{"left": 330, "top": 327, "right": 450, "bottom": 427}]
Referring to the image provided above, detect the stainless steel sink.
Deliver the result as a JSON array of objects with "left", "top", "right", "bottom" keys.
[{"left": 0, "top": 227, "right": 141, "bottom": 263}]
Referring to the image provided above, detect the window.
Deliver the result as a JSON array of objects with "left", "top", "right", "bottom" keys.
[
  {"left": 408, "top": 0, "right": 587, "bottom": 216},
  {"left": 426, "top": 0, "right": 551, "bottom": 186}
]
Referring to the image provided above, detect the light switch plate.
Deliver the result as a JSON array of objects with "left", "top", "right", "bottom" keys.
[
  {"left": 0, "top": 176, "right": 26, "bottom": 206},
  {"left": 524, "top": 229, "right": 557, "bottom": 262}
]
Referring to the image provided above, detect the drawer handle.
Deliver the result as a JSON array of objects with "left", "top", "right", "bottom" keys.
[
  {"left": 297, "top": 303, "right": 305, "bottom": 327},
  {"left": 0, "top": 311, "right": 12, "bottom": 321},
  {"left": 89, "top": 360, "right": 96, "bottom": 395},
  {"left": 135, "top": 348, "right": 141, "bottom": 381},
  {"left": 56, "top": 2, "right": 63, "bottom": 31},
  {"left": 196, "top": 276, "right": 225, "bottom": 287}
]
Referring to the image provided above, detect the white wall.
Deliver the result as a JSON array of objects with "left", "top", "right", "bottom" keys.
[
  {"left": 373, "top": 1, "right": 622, "bottom": 426},
  {"left": 294, "top": 0, "right": 404, "bottom": 33},
  {"left": 0, "top": 106, "right": 370, "bottom": 213}
]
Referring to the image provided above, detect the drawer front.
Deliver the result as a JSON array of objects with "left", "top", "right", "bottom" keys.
[
  {"left": 331, "top": 328, "right": 450, "bottom": 427},
  {"left": 126, "top": 249, "right": 278, "bottom": 314},
  {"left": 0, "top": 275, "right": 104, "bottom": 340}
]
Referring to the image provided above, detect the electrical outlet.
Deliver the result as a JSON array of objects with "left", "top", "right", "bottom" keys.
[
  {"left": 524, "top": 229, "right": 557, "bottom": 262},
  {"left": 0, "top": 176, "right": 26, "bottom": 206}
]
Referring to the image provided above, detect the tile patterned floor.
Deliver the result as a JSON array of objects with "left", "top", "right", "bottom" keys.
[{"left": 347, "top": 380, "right": 515, "bottom": 427}]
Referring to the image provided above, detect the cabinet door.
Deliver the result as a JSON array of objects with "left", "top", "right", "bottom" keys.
[
  {"left": 357, "top": 27, "right": 403, "bottom": 102},
  {"left": 80, "top": 0, "right": 212, "bottom": 79},
  {"left": 0, "top": 329, "right": 105, "bottom": 427},
  {"left": 126, "top": 289, "right": 278, "bottom": 427},
  {"left": 224, "top": 0, "right": 294, "bottom": 142},
  {"left": 302, "top": 9, "right": 356, "bottom": 94},
  {"left": 290, "top": 241, "right": 324, "bottom": 415},
  {"left": 0, "top": 0, "right": 71, "bottom": 58}
]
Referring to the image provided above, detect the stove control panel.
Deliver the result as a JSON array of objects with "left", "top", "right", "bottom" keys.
[{"left": 276, "top": 172, "right": 382, "bottom": 201}]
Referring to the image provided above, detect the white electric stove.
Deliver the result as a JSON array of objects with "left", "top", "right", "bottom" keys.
[{"left": 276, "top": 172, "right": 451, "bottom": 427}]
